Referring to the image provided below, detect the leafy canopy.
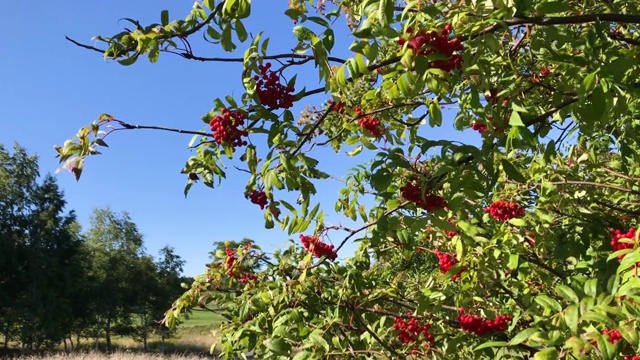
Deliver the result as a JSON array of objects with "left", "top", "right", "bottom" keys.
[{"left": 58, "top": 0, "right": 640, "bottom": 359}]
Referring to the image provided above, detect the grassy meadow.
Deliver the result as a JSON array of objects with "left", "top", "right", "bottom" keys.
[{"left": 1, "top": 310, "right": 228, "bottom": 359}]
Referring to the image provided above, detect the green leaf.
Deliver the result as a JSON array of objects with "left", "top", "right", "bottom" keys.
[
  {"left": 582, "top": 72, "right": 598, "bottom": 94},
  {"left": 160, "top": 10, "right": 169, "bottom": 26},
  {"left": 501, "top": 159, "right": 527, "bottom": 183},
  {"left": 618, "top": 324, "right": 639, "bottom": 345},
  {"left": 309, "top": 330, "right": 329, "bottom": 351},
  {"left": 583, "top": 278, "right": 598, "bottom": 297},
  {"left": 533, "top": 348, "right": 559, "bottom": 360},
  {"left": 235, "top": 20, "right": 248, "bottom": 42},
  {"left": 473, "top": 341, "right": 509, "bottom": 351},
  {"left": 292, "top": 351, "right": 313, "bottom": 360},
  {"left": 508, "top": 218, "right": 526, "bottom": 227},
  {"left": 555, "top": 284, "right": 579, "bottom": 304},
  {"left": 265, "top": 338, "right": 291, "bottom": 356},
  {"left": 510, "top": 328, "right": 538, "bottom": 345},
  {"left": 534, "top": 1, "right": 570, "bottom": 14},
  {"left": 564, "top": 304, "right": 579, "bottom": 334},
  {"left": 509, "top": 111, "right": 525, "bottom": 126},
  {"left": 346, "top": 145, "right": 363, "bottom": 157},
  {"left": 535, "top": 294, "right": 562, "bottom": 312},
  {"left": 429, "top": 101, "right": 442, "bottom": 127},
  {"left": 580, "top": 311, "right": 613, "bottom": 327}
]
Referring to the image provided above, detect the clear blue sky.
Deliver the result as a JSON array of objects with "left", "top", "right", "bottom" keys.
[{"left": 0, "top": 1, "right": 470, "bottom": 277}]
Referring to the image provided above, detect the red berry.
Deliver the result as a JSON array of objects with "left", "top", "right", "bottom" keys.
[
  {"left": 255, "top": 62, "right": 295, "bottom": 109},
  {"left": 299, "top": 234, "right": 338, "bottom": 260},
  {"left": 484, "top": 201, "right": 525, "bottom": 222},
  {"left": 247, "top": 190, "right": 268, "bottom": 210}
]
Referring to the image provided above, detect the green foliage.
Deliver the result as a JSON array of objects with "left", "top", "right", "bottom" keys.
[{"left": 58, "top": 0, "right": 640, "bottom": 359}]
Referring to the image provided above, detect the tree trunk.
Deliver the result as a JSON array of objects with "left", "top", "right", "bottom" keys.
[
  {"left": 94, "top": 323, "right": 100, "bottom": 351},
  {"left": 142, "top": 323, "right": 148, "bottom": 351},
  {"left": 3, "top": 323, "right": 8, "bottom": 349},
  {"left": 68, "top": 335, "right": 74, "bottom": 352},
  {"left": 105, "top": 318, "right": 111, "bottom": 353},
  {"left": 160, "top": 330, "right": 165, "bottom": 354},
  {"left": 63, "top": 338, "right": 68, "bottom": 354}
]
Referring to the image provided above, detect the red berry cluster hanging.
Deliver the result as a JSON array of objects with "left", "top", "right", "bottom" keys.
[
  {"left": 247, "top": 190, "right": 268, "bottom": 210},
  {"left": 435, "top": 249, "right": 463, "bottom": 281},
  {"left": 393, "top": 312, "right": 435, "bottom": 349},
  {"left": 456, "top": 308, "right": 512, "bottom": 336},
  {"left": 444, "top": 217, "right": 458, "bottom": 237},
  {"left": 624, "top": 356, "right": 640, "bottom": 360},
  {"left": 399, "top": 24, "right": 463, "bottom": 72},
  {"left": 254, "top": 62, "right": 295, "bottom": 109},
  {"left": 603, "top": 328, "right": 623, "bottom": 344},
  {"left": 300, "top": 234, "right": 338, "bottom": 260},
  {"left": 223, "top": 247, "right": 258, "bottom": 283},
  {"left": 484, "top": 201, "right": 525, "bottom": 222},
  {"left": 209, "top": 108, "right": 249, "bottom": 149},
  {"left": 327, "top": 99, "right": 346, "bottom": 114},
  {"left": 354, "top": 107, "right": 385, "bottom": 138},
  {"left": 610, "top": 228, "right": 637, "bottom": 259},
  {"left": 224, "top": 248, "right": 237, "bottom": 277},
  {"left": 471, "top": 122, "right": 489, "bottom": 133},
  {"left": 239, "top": 272, "right": 257, "bottom": 284},
  {"left": 400, "top": 182, "right": 447, "bottom": 212}
]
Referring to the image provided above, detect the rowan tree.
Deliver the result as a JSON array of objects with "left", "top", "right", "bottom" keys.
[{"left": 57, "top": 1, "right": 640, "bottom": 359}]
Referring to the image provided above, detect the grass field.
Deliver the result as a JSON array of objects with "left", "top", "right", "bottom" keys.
[
  {"left": 179, "top": 309, "right": 226, "bottom": 328},
  {"left": 14, "top": 351, "right": 214, "bottom": 359}
]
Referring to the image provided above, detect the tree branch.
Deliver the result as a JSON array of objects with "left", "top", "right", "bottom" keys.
[{"left": 465, "top": 13, "right": 640, "bottom": 41}]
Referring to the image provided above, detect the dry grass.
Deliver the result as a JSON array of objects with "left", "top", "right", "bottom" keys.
[{"left": 10, "top": 351, "right": 214, "bottom": 359}]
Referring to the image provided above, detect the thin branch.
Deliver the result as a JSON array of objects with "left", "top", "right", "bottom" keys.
[
  {"left": 525, "top": 96, "right": 579, "bottom": 127},
  {"left": 521, "top": 253, "right": 566, "bottom": 280},
  {"left": 465, "top": 13, "right": 640, "bottom": 41},
  {"left": 181, "top": 52, "right": 347, "bottom": 64},
  {"left": 551, "top": 179, "right": 640, "bottom": 196},
  {"left": 109, "top": 119, "right": 211, "bottom": 137},
  {"left": 594, "top": 200, "right": 640, "bottom": 216},
  {"left": 335, "top": 201, "right": 409, "bottom": 252},
  {"left": 351, "top": 308, "right": 399, "bottom": 357}
]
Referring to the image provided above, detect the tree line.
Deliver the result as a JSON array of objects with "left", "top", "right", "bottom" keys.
[{"left": 0, "top": 143, "right": 190, "bottom": 353}]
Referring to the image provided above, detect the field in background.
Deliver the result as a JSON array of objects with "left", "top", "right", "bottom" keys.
[
  {"left": 12, "top": 351, "right": 214, "bottom": 359},
  {"left": 179, "top": 309, "right": 226, "bottom": 328},
  {"left": 1, "top": 310, "right": 227, "bottom": 358}
]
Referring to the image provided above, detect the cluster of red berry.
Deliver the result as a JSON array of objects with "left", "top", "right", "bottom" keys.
[
  {"left": 299, "top": 234, "right": 338, "bottom": 260},
  {"left": 399, "top": 24, "right": 463, "bottom": 72},
  {"left": 456, "top": 308, "right": 512, "bottom": 336},
  {"left": 254, "top": 62, "right": 295, "bottom": 109},
  {"left": 610, "top": 228, "right": 637, "bottom": 259},
  {"left": 624, "top": 356, "right": 640, "bottom": 360},
  {"left": 223, "top": 247, "right": 257, "bottom": 283},
  {"left": 435, "top": 249, "right": 463, "bottom": 281},
  {"left": 209, "top": 108, "right": 249, "bottom": 149},
  {"left": 539, "top": 68, "right": 551, "bottom": 77},
  {"left": 471, "top": 89, "right": 511, "bottom": 134},
  {"left": 400, "top": 182, "right": 447, "bottom": 212},
  {"left": 354, "top": 107, "right": 385, "bottom": 138},
  {"left": 393, "top": 313, "right": 435, "bottom": 347},
  {"left": 224, "top": 248, "right": 237, "bottom": 277},
  {"left": 603, "top": 328, "right": 623, "bottom": 344},
  {"left": 484, "top": 201, "right": 525, "bottom": 222},
  {"left": 471, "top": 122, "right": 489, "bottom": 133},
  {"left": 327, "top": 99, "right": 346, "bottom": 114},
  {"left": 239, "top": 272, "right": 257, "bottom": 284},
  {"left": 248, "top": 190, "right": 268, "bottom": 210},
  {"left": 445, "top": 217, "right": 457, "bottom": 237}
]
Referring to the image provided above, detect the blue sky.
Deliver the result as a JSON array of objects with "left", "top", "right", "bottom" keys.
[{"left": 0, "top": 1, "right": 471, "bottom": 276}]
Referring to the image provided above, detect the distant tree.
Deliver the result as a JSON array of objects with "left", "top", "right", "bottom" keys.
[
  {"left": 0, "top": 144, "right": 87, "bottom": 351},
  {"left": 85, "top": 207, "right": 145, "bottom": 352}
]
